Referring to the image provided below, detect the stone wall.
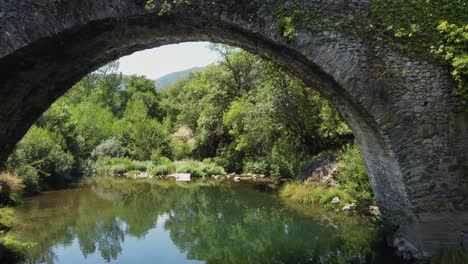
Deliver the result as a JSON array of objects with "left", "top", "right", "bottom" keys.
[{"left": 0, "top": 0, "right": 466, "bottom": 257}]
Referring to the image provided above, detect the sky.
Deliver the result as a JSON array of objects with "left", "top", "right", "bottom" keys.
[{"left": 118, "top": 42, "right": 221, "bottom": 80}]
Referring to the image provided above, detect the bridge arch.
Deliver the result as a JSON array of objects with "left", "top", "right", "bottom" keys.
[{"left": 0, "top": 0, "right": 467, "bottom": 256}]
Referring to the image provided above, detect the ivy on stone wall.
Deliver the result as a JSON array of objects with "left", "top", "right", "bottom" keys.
[
  {"left": 145, "top": 0, "right": 468, "bottom": 106},
  {"left": 368, "top": 0, "right": 468, "bottom": 107}
]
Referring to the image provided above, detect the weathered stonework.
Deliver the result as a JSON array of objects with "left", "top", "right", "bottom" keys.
[{"left": 0, "top": 0, "right": 466, "bottom": 257}]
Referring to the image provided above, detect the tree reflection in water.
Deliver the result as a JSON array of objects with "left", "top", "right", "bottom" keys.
[{"left": 12, "top": 181, "right": 399, "bottom": 264}]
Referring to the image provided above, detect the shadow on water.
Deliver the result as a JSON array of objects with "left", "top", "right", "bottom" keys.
[{"left": 11, "top": 180, "right": 405, "bottom": 264}]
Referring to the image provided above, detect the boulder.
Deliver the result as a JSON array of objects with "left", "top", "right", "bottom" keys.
[
  {"left": 342, "top": 203, "right": 356, "bottom": 212},
  {"left": 331, "top": 196, "right": 340, "bottom": 204},
  {"left": 369, "top": 206, "right": 381, "bottom": 216}
]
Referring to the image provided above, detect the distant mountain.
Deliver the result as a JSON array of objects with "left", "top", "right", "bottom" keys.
[{"left": 154, "top": 67, "right": 205, "bottom": 90}]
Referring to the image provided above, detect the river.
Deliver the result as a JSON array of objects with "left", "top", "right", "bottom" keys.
[{"left": 10, "top": 180, "right": 403, "bottom": 263}]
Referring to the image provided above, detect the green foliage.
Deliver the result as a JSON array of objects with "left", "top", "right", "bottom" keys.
[
  {"left": 336, "top": 144, "right": 374, "bottom": 207},
  {"left": 120, "top": 99, "right": 173, "bottom": 160},
  {"left": 148, "top": 163, "right": 176, "bottom": 176},
  {"left": 8, "top": 126, "right": 74, "bottom": 192},
  {"left": 94, "top": 158, "right": 149, "bottom": 175},
  {"left": 0, "top": 234, "right": 35, "bottom": 260},
  {"left": 432, "top": 21, "right": 468, "bottom": 105},
  {"left": 0, "top": 173, "right": 23, "bottom": 206},
  {"left": 318, "top": 188, "right": 353, "bottom": 208},
  {"left": 280, "top": 144, "right": 373, "bottom": 210},
  {"left": 281, "top": 182, "right": 354, "bottom": 208},
  {"left": 280, "top": 182, "right": 327, "bottom": 205},
  {"left": 277, "top": 16, "right": 297, "bottom": 40},
  {"left": 172, "top": 160, "right": 225, "bottom": 177},
  {"left": 369, "top": 0, "right": 468, "bottom": 106},
  {"left": 198, "top": 162, "right": 226, "bottom": 177},
  {"left": 173, "top": 139, "right": 192, "bottom": 160},
  {"left": 0, "top": 208, "right": 14, "bottom": 230},
  {"left": 91, "top": 138, "right": 126, "bottom": 160},
  {"left": 163, "top": 46, "right": 350, "bottom": 178},
  {"left": 243, "top": 158, "right": 270, "bottom": 176},
  {"left": 0, "top": 208, "right": 34, "bottom": 262},
  {"left": 110, "top": 164, "right": 128, "bottom": 175},
  {"left": 150, "top": 149, "right": 172, "bottom": 166},
  {"left": 13, "top": 165, "right": 40, "bottom": 195}
]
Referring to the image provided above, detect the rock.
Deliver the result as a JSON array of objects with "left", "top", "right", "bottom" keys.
[
  {"left": 331, "top": 196, "right": 340, "bottom": 204},
  {"left": 234, "top": 176, "right": 240, "bottom": 182},
  {"left": 342, "top": 203, "right": 356, "bottom": 212},
  {"left": 393, "top": 237, "right": 420, "bottom": 260},
  {"left": 369, "top": 206, "right": 381, "bottom": 216}
]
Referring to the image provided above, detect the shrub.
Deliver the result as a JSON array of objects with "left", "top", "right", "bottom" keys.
[
  {"left": 128, "top": 161, "right": 149, "bottom": 172},
  {"left": 174, "top": 140, "right": 192, "bottom": 160},
  {"left": 94, "top": 157, "right": 149, "bottom": 175},
  {"left": 175, "top": 160, "right": 205, "bottom": 177},
  {"left": 176, "top": 164, "right": 198, "bottom": 175},
  {"left": 336, "top": 144, "right": 374, "bottom": 207},
  {"left": 0, "top": 234, "right": 35, "bottom": 261},
  {"left": 91, "top": 138, "right": 126, "bottom": 159},
  {"left": 7, "top": 126, "right": 74, "bottom": 189},
  {"left": 198, "top": 162, "right": 226, "bottom": 177},
  {"left": 110, "top": 164, "right": 128, "bottom": 175},
  {"left": 148, "top": 164, "right": 175, "bottom": 176},
  {"left": 243, "top": 158, "right": 270, "bottom": 175},
  {"left": 0, "top": 208, "right": 15, "bottom": 230},
  {"left": 0, "top": 172, "right": 24, "bottom": 206},
  {"left": 14, "top": 165, "right": 40, "bottom": 195}
]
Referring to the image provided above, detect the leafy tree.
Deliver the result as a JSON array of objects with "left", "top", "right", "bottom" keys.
[
  {"left": 91, "top": 138, "right": 126, "bottom": 160},
  {"left": 7, "top": 126, "right": 74, "bottom": 192}
]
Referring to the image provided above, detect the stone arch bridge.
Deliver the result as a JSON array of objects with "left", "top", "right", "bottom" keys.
[{"left": 0, "top": 0, "right": 466, "bottom": 257}]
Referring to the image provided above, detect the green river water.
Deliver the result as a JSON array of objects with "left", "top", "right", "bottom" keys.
[{"left": 11, "top": 181, "right": 403, "bottom": 264}]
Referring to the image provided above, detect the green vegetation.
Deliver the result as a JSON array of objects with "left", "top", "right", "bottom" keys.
[
  {"left": 4, "top": 44, "right": 352, "bottom": 196},
  {"left": 270, "top": 0, "right": 468, "bottom": 106},
  {"left": 2, "top": 43, "right": 371, "bottom": 258},
  {"left": 0, "top": 173, "right": 33, "bottom": 261},
  {"left": 94, "top": 157, "right": 225, "bottom": 178},
  {"left": 163, "top": 44, "right": 352, "bottom": 179},
  {"left": 368, "top": 0, "right": 468, "bottom": 106},
  {"left": 1, "top": 45, "right": 369, "bottom": 240},
  {"left": 280, "top": 144, "right": 373, "bottom": 211}
]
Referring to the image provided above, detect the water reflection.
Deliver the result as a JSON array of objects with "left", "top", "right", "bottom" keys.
[{"left": 12, "top": 182, "right": 401, "bottom": 264}]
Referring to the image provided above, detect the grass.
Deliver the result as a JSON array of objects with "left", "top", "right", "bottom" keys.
[
  {"left": 280, "top": 181, "right": 354, "bottom": 208},
  {"left": 83, "top": 175, "right": 224, "bottom": 191},
  {"left": 0, "top": 172, "right": 24, "bottom": 206},
  {"left": 95, "top": 158, "right": 226, "bottom": 178},
  {"left": 0, "top": 234, "right": 35, "bottom": 261},
  {"left": 0, "top": 207, "right": 34, "bottom": 262},
  {"left": 94, "top": 158, "right": 151, "bottom": 175}
]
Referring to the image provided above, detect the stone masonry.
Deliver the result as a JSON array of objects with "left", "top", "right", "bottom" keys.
[{"left": 0, "top": 0, "right": 466, "bottom": 257}]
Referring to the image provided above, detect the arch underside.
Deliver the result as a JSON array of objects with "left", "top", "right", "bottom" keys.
[{"left": 0, "top": 0, "right": 467, "bottom": 256}]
